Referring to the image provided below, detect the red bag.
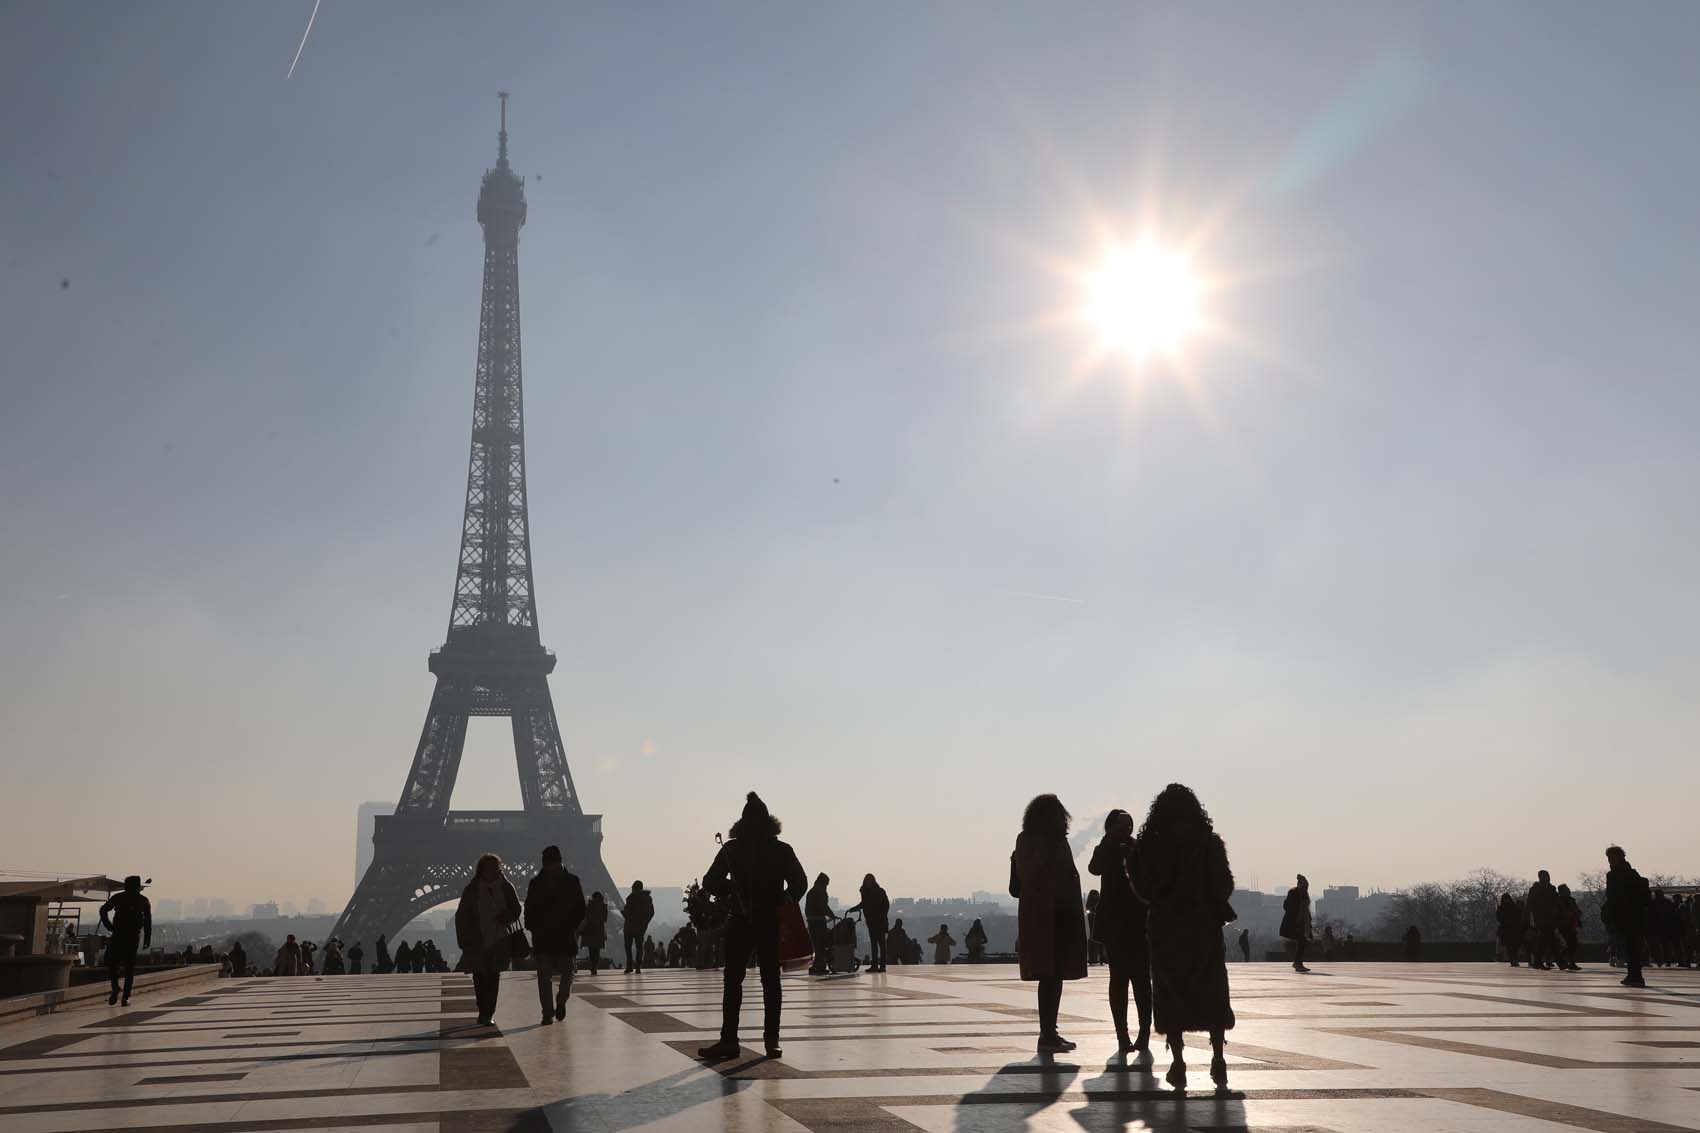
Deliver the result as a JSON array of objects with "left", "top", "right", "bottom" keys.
[{"left": 777, "top": 901, "right": 813, "bottom": 972}]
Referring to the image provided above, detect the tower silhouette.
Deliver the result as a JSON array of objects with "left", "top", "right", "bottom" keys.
[{"left": 329, "top": 94, "right": 619, "bottom": 950}]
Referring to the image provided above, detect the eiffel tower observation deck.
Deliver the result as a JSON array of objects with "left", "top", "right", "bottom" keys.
[{"left": 327, "top": 95, "right": 620, "bottom": 951}]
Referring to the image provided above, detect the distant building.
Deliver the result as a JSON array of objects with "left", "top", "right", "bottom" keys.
[
  {"left": 250, "top": 901, "right": 279, "bottom": 919},
  {"left": 306, "top": 897, "right": 327, "bottom": 915},
  {"left": 154, "top": 897, "right": 183, "bottom": 922},
  {"left": 356, "top": 801, "right": 395, "bottom": 888},
  {"left": 208, "top": 897, "right": 232, "bottom": 917},
  {"left": 188, "top": 897, "right": 209, "bottom": 919}
]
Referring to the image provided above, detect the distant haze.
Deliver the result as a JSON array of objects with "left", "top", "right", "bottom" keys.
[{"left": 2, "top": 3, "right": 1697, "bottom": 911}]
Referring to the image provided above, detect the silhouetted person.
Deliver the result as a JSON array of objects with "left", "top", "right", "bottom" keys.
[
  {"left": 299, "top": 940, "right": 317, "bottom": 975},
  {"left": 455, "top": 852, "right": 522, "bottom": 1026},
  {"left": 1556, "top": 884, "right": 1582, "bottom": 971},
  {"left": 1280, "top": 875, "right": 1312, "bottom": 972},
  {"left": 928, "top": 924, "right": 956, "bottom": 964},
  {"left": 99, "top": 876, "right": 151, "bottom": 1006},
  {"left": 321, "top": 939, "right": 345, "bottom": 974},
  {"left": 1650, "top": 889, "right": 1680, "bottom": 967},
  {"left": 887, "top": 918, "right": 911, "bottom": 965},
  {"left": 228, "top": 938, "right": 247, "bottom": 977},
  {"left": 1136, "top": 783, "right": 1236, "bottom": 1091},
  {"left": 696, "top": 791, "right": 807, "bottom": 1061},
  {"left": 375, "top": 933, "right": 392, "bottom": 974},
  {"left": 276, "top": 934, "right": 304, "bottom": 977},
  {"left": 965, "top": 918, "right": 989, "bottom": 963},
  {"left": 582, "top": 892, "right": 609, "bottom": 974},
  {"left": 804, "top": 873, "right": 835, "bottom": 975},
  {"left": 1090, "top": 808, "right": 1152, "bottom": 1053},
  {"left": 1238, "top": 928, "right": 1251, "bottom": 963},
  {"left": 1085, "top": 889, "right": 1102, "bottom": 966},
  {"left": 1402, "top": 924, "right": 1422, "bottom": 962},
  {"left": 1496, "top": 893, "right": 1523, "bottom": 967},
  {"left": 624, "top": 881, "right": 655, "bottom": 973},
  {"left": 1603, "top": 845, "right": 1649, "bottom": 986},
  {"left": 1010, "top": 793, "right": 1089, "bottom": 1053},
  {"left": 1525, "top": 870, "right": 1562, "bottom": 970},
  {"left": 525, "top": 844, "right": 586, "bottom": 1025},
  {"left": 847, "top": 874, "right": 891, "bottom": 972}
]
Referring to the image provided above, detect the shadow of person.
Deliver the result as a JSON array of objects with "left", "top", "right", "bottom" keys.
[
  {"left": 953, "top": 1058, "right": 1079, "bottom": 1132},
  {"left": 545, "top": 1065, "right": 750, "bottom": 1130},
  {"left": 1067, "top": 1052, "right": 1169, "bottom": 1130}
]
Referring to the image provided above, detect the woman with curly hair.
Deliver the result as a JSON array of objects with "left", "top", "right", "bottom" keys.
[
  {"left": 454, "top": 852, "right": 522, "bottom": 1027},
  {"left": 1135, "top": 783, "right": 1235, "bottom": 1089},
  {"left": 1009, "top": 794, "right": 1089, "bottom": 1052}
]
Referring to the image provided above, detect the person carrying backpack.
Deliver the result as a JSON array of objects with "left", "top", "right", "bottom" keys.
[{"left": 1602, "top": 845, "right": 1651, "bottom": 987}]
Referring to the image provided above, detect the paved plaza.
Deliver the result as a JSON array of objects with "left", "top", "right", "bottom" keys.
[{"left": 0, "top": 963, "right": 1696, "bottom": 1131}]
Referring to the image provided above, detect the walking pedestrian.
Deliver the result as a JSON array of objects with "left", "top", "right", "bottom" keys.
[
  {"left": 1089, "top": 808, "right": 1151, "bottom": 1054},
  {"left": 454, "top": 852, "right": 522, "bottom": 1026},
  {"left": 582, "top": 892, "right": 609, "bottom": 975},
  {"left": 695, "top": 791, "right": 808, "bottom": 1061},
  {"left": 348, "top": 941, "right": 364, "bottom": 974},
  {"left": 1009, "top": 793, "right": 1089, "bottom": 1053},
  {"left": 1526, "top": 871, "right": 1562, "bottom": 970},
  {"left": 98, "top": 875, "right": 152, "bottom": 1006},
  {"left": 1280, "top": 875, "right": 1312, "bottom": 973},
  {"left": 624, "top": 881, "right": 655, "bottom": 973},
  {"left": 1602, "top": 845, "right": 1650, "bottom": 987},
  {"left": 1556, "top": 884, "right": 1582, "bottom": 971},
  {"left": 524, "top": 844, "right": 586, "bottom": 1025},
  {"left": 1497, "top": 893, "right": 1524, "bottom": 967},
  {"left": 1136, "top": 783, "right": 1236, "bottom": 1091},
  {"left": 805, "top": 874, "right": 835, "bottom": 975},
  {"left": 928, "top": 923, "right": 956, "bottom": 965}
]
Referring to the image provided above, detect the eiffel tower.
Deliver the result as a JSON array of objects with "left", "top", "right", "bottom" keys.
[{"left": 330, "top": 94, "right": 620, "bottom": 951}]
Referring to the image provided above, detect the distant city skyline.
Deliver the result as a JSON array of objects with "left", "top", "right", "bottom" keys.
[{"left": 4, "top": 3, "right": 1698, "bottom": 907}]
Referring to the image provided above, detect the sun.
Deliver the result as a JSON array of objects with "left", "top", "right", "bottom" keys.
[{"left": 1085, "top": 242, "right": 1202, "bottom": 363}]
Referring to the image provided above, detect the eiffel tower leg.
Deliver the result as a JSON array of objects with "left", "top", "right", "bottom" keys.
[
  {"left": 399, "top": 680, "right": 470, "bottom": 813},
  {"left": 511, "top": 680, "right": 581, "bottom": 814},
  {"left": 328, "top": 854, "right": 472, "bottom": 953}
]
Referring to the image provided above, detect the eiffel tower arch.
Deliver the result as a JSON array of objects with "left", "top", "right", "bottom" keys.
[{"left": 329, "top": 95, "right": 620, "bottom": 953}]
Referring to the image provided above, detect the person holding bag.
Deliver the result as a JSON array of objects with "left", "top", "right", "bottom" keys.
[
  {"left": 455, "top": 852, "right": 523, "bottom": 1027},
  {"left": 1009, "top": 794, "right": 1090, "bottom": 1053},
  {"left": 697, "top": 791, "right": 808, "bottom": 1061}
]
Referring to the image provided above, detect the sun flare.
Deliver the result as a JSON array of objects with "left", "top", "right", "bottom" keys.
[{"left": 1085, "top": 242, "right": 1202, "bottom": 363}]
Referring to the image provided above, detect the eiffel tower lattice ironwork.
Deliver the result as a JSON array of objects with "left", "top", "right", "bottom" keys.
[{"left": 330, "top": 94, "right": 620, "bottom": 951}]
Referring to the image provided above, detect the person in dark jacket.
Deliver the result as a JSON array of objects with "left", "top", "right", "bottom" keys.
[
  {"left": 454, "top": 852, "right": 523, "bottom": 1026},
  {"left": 1603, "top": 845, "right": 1649, "bottom": 987},
  {"left": 1136, "top": 784, "right": 1236, "bottom": 1091},
  {"left": 1010, "top": 794, "right": 1089, "bottom": 1053},
  {"left": 1279, "top": 875, "right": 1311, "bottom": 973},
  {"left": 1525, "top": 870, "right": 1561, "bottom": 970},
  {"left": 887, "top": 918, "right": 911, "bottom": 965},
  {"left": 804, "top": 874, "right": 836, "bottom": 975},
  {"left": 1089, "top": 808, "right": 1151, "bottom": 1054},
  {"left": 623, "top": 881, "right": 655, "bottom": 973},
  {"left": 524, "top": 844, "right": 586, "bottom": 1025},
  {"left": 1403, "top": 924, "right": 1422, "bottom": 962},
  {"left": 1555, "top": 884, "right": 1582, "bottom": 971},
  {"left": 582, "top": 892, "right": 609, "bottom": 974},
  {"left": 965, "top": 918, "right": 989, "bottom": 963},
  {"left": 696, "top": 791, "right": 808, "bottom": 1060},
  {"left": 392, "top": 940, "right": 411, "bottom": 974},
  {"left": 374, "top": 934, "right": 392, "bottom": 974},
  {"left": 847, "top": 874, "right": 891, "bottom": 972},
  {"left": 1496, "top": 893, "right": 1523, "bottom": 967},
  {"left": 98, "top": 875, "right": 152, "bottom": 1006},
  {"left": 228, "top": 938, "right": 247, "bottom": 977}
]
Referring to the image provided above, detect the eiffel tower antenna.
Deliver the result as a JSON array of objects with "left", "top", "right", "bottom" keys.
[{"left": 329, "top": 95, "right": 620, "bottom": 949}]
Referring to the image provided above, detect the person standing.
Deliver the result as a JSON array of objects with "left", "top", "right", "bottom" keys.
[
  {"left": 1136, "top": 783, "right": 1236, "bottom": 1091},
  {"left": 454, "top": 852, "right": 523, "bottom": 1026},
  {"left": 1403, "top": 925, "right": 1422, "bottom": 963},
  {"left": 887, "top": 918, "right": 911, "bottom": 965},
  {"left": 375, "top": 934, "right": 392, "bottom": 974},
  {"left": 1526, "top": 871, "right": 1562, "bottom": 970},
  {"left": 847, "top": 874, "right": 891, "bottom": 972},
  {"left": 804, "top": 874, "right": 835, "bottom": 975},
  {"left": 1009, "top": 794, "right": 1089, "bottom": 1053},
  {"left": 928, "top": 924, "right": 957, "bottom": 964},
  {"left": 1280, "top": 875, "right": 1312, "bottom": 973},
  {"left": 392, "top": 940, "right": 411, "bottom": 973},
  {"left": 1089, "top": 808, "right": 1152, "bottom": 1054},
  {"left": 1085, "top": 890, "right": 1102, "bottom": 966},
  {"left": 582, "top": 892, "right": 609, "bottom": 974},
  {"left": 275, "top": 934, "right": 304, "bottom": 977},
  {"left": 965, "top": 918, "right": 989, "bottom": 963},
  {"left": 623, "top": 881, "right": 654, "bottom": 973},
  {"left": 348, "top": 941, "right": 364, "bottom": 974},
  {"left": 696, "top": 791, "right": 808, "bottom": 1061},
  {"left": 1497, "top": 894, "right": 1524, "bottom": 967},
  {"left": 1556, "top": 884, "right": 1582, "bottom": 971},
  {"left": 524, "top": 844, "right": 586, "bottom": 1025},
  {"left": 98, "top": 876, "right": 152, "bottom": 1007},
  {"left": 1602, "top": 845, "right": 1650, "bottom": 987},
  {"left": 1238, "top": 928, "right": 1252, "bottom": 964},
  {"left": 228, "top": 938, "right": 247, "bottom": 977}
]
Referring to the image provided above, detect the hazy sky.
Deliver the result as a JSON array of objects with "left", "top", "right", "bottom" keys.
[{"left": 3, "top": 2, "right": 1697, "bottom": 911}]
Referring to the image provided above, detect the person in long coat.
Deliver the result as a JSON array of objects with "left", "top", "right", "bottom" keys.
[
  {"left": 1280, "top": 875, "right": 1312, "bottom": 972},
  {"left": 928, "top": 924, "right": 956, "bottom": 965},
  {"left": 1089, "top": 807, "right": 1151, "bottom": 1053},
  {"left": 582, "top": 892, "right": 609, "bottom": 974},
  {"left": 1136, "top": 783, "right": 1236, "bottom": 1090},
  {"left": 1496, "top": 893, "right": 1523, "bottom": 967},
  {"left": 847, "top": 874, "right": 891, "bottom": 972},
  {"left": 1009, "top": 793, "right": 1089, "bottom": 1053},
  {"left": 454, "top": 852, "right": 523, "bottom": 1026}
]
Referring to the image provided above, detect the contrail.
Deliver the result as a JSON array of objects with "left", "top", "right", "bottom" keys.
[
  {"left": 1016, "top": 592, "right": 1085, "bottom": 604},
  {"left": 286, "top": 0, "right": 322, "bottom": 80}
]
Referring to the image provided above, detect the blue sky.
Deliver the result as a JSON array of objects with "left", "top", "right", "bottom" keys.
[{"left": 2, "top": 2, "right": 1697, "bottom": 908}]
